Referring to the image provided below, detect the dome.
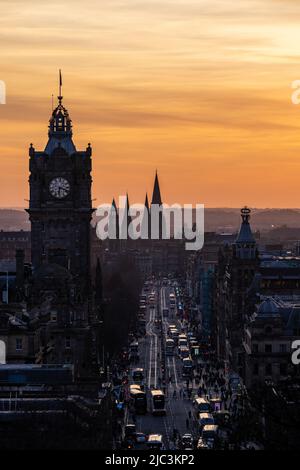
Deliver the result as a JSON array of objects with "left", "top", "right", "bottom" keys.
[
  {"left": 45, "top": 93, "right": 76, "bottom": 156},
  {"left": 257, "top": 298, "right": 280, "bottom": 317}
]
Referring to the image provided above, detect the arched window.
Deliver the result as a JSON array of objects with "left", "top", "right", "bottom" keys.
[{"left": 0, "top": 340, "right": 6, "bottom": 364}]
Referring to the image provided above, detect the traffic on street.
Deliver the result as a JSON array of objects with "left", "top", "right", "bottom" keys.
[{"left": 111, "top": 277, "right": 258, "bottom": 451}]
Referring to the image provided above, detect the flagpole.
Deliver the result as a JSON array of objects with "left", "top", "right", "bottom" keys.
[{"left": 59, "top": 69, "right": 62, "bottom": 98}]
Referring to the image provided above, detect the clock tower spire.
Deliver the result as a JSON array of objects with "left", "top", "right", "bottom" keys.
[{"left": 26, "top": 75, "right": 94, "bottom": 296}]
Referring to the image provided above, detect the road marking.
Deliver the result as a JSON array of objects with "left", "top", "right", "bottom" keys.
[
  {"left": 147, "top": 310, "right": 153, "bottom": 388},
  {"left": 173, "top": 356, "right": 179, "bottom": 389}
]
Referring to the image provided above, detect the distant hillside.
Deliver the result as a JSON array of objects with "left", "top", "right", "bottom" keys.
[
  {"left": 0, "top": 209, "right": 29, "bottom": 231},
  {"left": 201, "top": 208, "right": 300, "bottom": 232},
  {"left": 1, "top": 208, "right": 300, "bottom": 233}
]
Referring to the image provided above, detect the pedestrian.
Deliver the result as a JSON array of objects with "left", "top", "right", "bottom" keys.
[
  {"left": 186, "top": 418, "right": 189, "bottom": 429},
  {"left": 188, "top": 410, "right": 192, "bottom": 419}
]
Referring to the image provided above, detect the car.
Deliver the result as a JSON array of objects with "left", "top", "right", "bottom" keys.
[
  {"left": 201, "top": 424, "right": 219, "bottom": 449},
  {"left": 147, "top": 434, "right": 165, "bottom": 450},
  {"left": 199, "top": 412, "right": 215, "bottom": 429},
  {"left": 181, "top": 433, "right": 194, "bottom": 450},
  {"left": 124, "top": 423, "right": 136, "bottom": 439},
  {"left": 135, "top": 432, "right": 147, "bottom": 443}
]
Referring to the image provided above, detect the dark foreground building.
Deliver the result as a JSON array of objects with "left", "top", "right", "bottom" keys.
[{"left": 0, "top": 86, "right": 111, "bottom": 448}]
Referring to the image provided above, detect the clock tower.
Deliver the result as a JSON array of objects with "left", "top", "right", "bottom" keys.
[{"left": 27, "top": 87, "right": 94, "bottom": 295}]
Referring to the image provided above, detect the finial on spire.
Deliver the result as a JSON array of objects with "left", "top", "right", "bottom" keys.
[
  {"left": 241, "top": 206, "right": 251, "bottom": 223},
  {"left": 58, "top": 69, "right": 63, "bottom": 103}
]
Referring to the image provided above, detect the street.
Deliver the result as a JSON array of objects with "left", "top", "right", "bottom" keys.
[{"left": 127, "top": 282, "right": 199, "bottom": 449}]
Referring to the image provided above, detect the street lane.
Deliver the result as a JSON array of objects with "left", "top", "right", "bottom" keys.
[{"left": 127, "top": 281, "right": 199, "bottom": 449}]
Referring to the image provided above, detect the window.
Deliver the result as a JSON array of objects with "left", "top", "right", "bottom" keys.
[
  {"left": 265, "top": 344, "right": 272, "bottom": 353},
  {"left": 265, "top": 364, "right": 272, "bottom": 376},
  {"left": 65, "top": 336, "right": 71, "bottom": 350},
  {"left": 252, "top": 343, "right": 258, "bottom": 353},
  {"left": 279, "top": 344, "right": 287, "bottom": 353},
  {"left": 51, "top": 312, "right": 57, "bottom": 322},
  {"left": 16, "top": 338, "right": 23, "bottom": 351}
]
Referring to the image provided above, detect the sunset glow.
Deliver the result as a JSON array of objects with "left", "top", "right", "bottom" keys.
[{"left": 1, "top": 0, "right": 300, "bottom": 207}]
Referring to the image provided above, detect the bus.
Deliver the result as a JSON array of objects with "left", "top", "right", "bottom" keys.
[
  {"left": 149, "top": 294, "right": 156, "bottom": 307},
  {"left": 178, "top": 337, "right": 188, "bottom": 349},
  {"left": 139, "top": 304, "right": 146, "bottom": 315},
  {"left": 138, "top": 316, "right": 146, "bottom": 335},
  {"left": 201, "top": 425, "right": 219, "bottom": 448},
  {"left": 147, "top": 434, "right": 164, "bottom": 450},
  {"left": 194, "top": 397, "right": 210, "bottom": 417},
  {"left": 182, "top": 357, "right": 194, "bottom": 377},
  {"left": 170, "top": 329, "right": 179, "bottom": 343},
  {"left": 129, "top": 385, "right": 147, "bottom": 414},
  {"left": 169, "top": 293, "right": 176, "bottom": 309},
  {"left": 150, "top": 390, "right": 166, "bottom": 416},
  {"left": 199, "top": 412, "right": 215, "bottom": 429},
  {"left": 168, "top": 324, "right": 177, "bottom": 334},
  {"left": 179, "top": 333, "right": 188, "bottom": 341},
  {"left": 179, "top": 346, "right": 190, "bottom": 359},
  {"left": 166, "top": 338, "right": 175, "bottom": 356},
  {"left": 129, "top": 341, "right": 139, "bottom": 360},
  {"left": 132, "top": 368, "right": 144, "bottom": 385}
]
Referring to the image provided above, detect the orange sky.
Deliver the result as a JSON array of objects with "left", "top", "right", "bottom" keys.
[{"left": 1, "top": 0, "right": 300, "bottom": 208}]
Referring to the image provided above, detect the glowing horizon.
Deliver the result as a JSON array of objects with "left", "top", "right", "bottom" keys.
[{"left": 1, "top": 0, "right": 300, "bottom": 208}]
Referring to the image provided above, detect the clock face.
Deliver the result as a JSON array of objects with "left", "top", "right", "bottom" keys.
[{"left": 49, "top": 177, "right": 70, "bottom": 199}]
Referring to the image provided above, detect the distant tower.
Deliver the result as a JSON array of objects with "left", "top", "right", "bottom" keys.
[
  {"left": 25, "top": 74, "right": 100, "bottom": 379},
  {"left": 139, "top": 193, "right": 151, "bottom": 241},
  {"left": 234, "top": 206, "right": 257, "bottom": 259},
  {"left": 109, "top": 197, "right": 119, "bottom": 251},
  {"left": 150, "top": 170, "right": 163, "bottom": 239},
  {"left": 144, "top": 193, "right": 150, "bottom": 239},
  {"left": 230, "top": 206, "right": 259, "bottom": 372},
  {"left": 26, "top": 72, "right": 94, "bottom": 295},
  {"left": 151, "top": 170, "right": 162, "bottom": 206}
]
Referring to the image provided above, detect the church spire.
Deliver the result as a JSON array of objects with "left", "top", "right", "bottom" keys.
[
  {"left": 151, "top": 170, "right": 162, "bottom": 205},
  {"left": 126, "top": 192, "right": 132, "bottom": 229},
  {"left": 145, "top": 193, "right": 149, "bottom": 211},
  {"left": 236, "top": 206, "right": 255, "bottom": 244},
  {"left": 235, "top": 206, "right": 257, "bottom": 259},
  {"left": 45, "top": 71, "right": 76, "bottom": 155}
]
